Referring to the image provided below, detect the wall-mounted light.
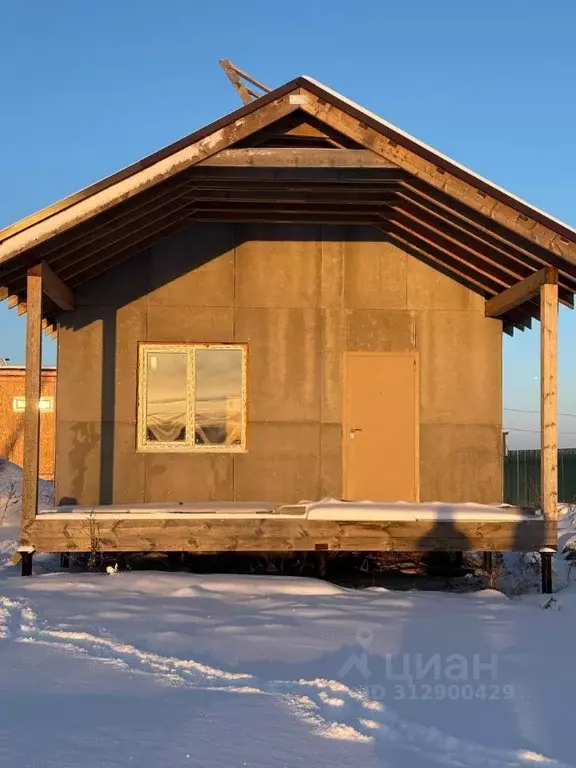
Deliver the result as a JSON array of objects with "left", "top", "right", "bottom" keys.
[{"left": 13, "top": 397, "right": 54, "bottom": 412}]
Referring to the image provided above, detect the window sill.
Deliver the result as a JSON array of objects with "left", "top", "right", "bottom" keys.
[{"left": 136, "top": 445, "right": 248, "bottom": 455}]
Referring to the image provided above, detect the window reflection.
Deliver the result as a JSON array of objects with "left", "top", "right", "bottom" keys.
[
  {"left": 194, "top": 349, "right": 243, "bottom": 445},
  {"left": 145, "top": 352, "right": 187, "bottom": 442}
]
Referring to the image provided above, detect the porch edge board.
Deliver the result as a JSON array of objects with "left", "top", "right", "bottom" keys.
[{"left": 26, "top": 517, "right": 549, "bottom": 554}]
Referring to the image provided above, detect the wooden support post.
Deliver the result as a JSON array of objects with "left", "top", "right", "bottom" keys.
[
  {"left": 483, "top": 551, "right": 494, "bottom": 575},
  {"left": 21, "top": 269, "right": 43, "bottom": 550},
  {"left": 21, "top": 551, "right": 33, "bottom": 577},
  {"left": 541, "top": 551, "right": 553, "bottom": 594},
  {"left": 540, "top": 271, "right": 558, "bottom": 555}
]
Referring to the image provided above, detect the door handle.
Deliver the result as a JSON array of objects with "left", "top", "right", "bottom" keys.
[{"left": 349, "top": 428, "right": 363, "bottom": 437}]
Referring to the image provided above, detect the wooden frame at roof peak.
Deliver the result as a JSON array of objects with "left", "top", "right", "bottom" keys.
[{"left": 231, "top": 109, "right": 365, "bottom": 150}]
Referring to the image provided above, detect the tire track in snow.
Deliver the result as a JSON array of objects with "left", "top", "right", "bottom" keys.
[{"left": 0, "top": 595, "right": 567, "bottom": 768}]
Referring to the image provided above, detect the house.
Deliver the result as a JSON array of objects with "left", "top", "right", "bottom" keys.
[
  {"left": 1, "top": 73, "right": 574, "bottom": 590},
  {"left": 0, "top": 366, "right": 56, "bottom": 480}
]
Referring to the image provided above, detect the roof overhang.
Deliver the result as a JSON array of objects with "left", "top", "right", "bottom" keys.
[{"left": 1, "top": 75, "right": 575, "bottom": 333}]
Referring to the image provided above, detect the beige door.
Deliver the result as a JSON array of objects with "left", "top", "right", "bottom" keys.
[{"left": 343, "top": 353, "right": 419, "bottom": 501}]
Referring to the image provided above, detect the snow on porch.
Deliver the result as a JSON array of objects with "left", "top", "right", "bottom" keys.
[{"left": 36, "top": 498, "right": 539, "bottom": 522}]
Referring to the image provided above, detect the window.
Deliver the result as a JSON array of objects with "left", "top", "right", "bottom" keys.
[
  {"left": 137, "top": 344, "right": 247, "bottom": 452},
  {"left": 13, "top": 397, "right": 54, "bottom": 412}
]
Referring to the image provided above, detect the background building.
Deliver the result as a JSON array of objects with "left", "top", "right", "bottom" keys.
[{"left": 0, "top": 365, "right": 56, "bottom": 480}]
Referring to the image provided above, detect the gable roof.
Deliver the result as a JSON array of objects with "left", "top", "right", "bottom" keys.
[{"left": 1, "top": 75, "right": 575, "bottom": 332}]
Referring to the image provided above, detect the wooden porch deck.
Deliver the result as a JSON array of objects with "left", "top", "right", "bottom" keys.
[{"left": 27, "top": 503, "right": 554, "bottom": 553}]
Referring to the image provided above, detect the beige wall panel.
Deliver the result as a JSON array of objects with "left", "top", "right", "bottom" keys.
[
  {"left": 55, "top": 223, "right": 503, "bottom": 511},
  {"left": 320, "top": 229, "right": 344, "bottom": 308},
  {"left": 114, "top": 302, "right": 146, "bottom": 424},
  {"left": 320, "top": 423, "right": 342, "bottom": 499},
  {"left": 235, "top": 307, "right": 320, "bottom": 422},
  {"left": 344, "top": 231, "right": 407, "bottom": 310},
  {"left": 234, "top": 422, "right": 320, "bottom": 503},
  {"left": 148, "top": 224, "right": 235, "bottom": 307},
  {"left": 417, "top": 310, "right": 502, "bottom": 425},
  {"left": 406, "top": 254, "right": 485, "bottom": 311},
  {"left": 145, "top": 453, "right": 234, "bottom": 502},
  {"left": 346, "top": 309, "right": 416, "bottom": 352},
  {"left": 111, "top": 421, "right": 145, "bottom": 504},
  {"left": 54, "top": 419, "right": 102, "bottom": 505},
  {"left": 234, "top": 224, "right": 321, "bottom": 308},
  {"left": 146, "top": 305, "right": 235, "bottom": 343},
  {"left": 320, "top": 309, "right": 344, "bottom": 423},
  {"left": 76, "top": 253, "right": 149, "bottom": 307},
  {"left": 56, "top": 309, "right": 106, "bottom": 423},
  {"left": 420, "top": 424, "right": 503, "bottom": 504}
]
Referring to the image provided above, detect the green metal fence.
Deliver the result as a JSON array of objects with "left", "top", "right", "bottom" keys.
[{"left": 504, "top": 448, "right": 576, "bottom": 506}]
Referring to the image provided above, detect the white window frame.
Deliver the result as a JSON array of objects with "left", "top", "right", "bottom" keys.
[{"left": 137, "top": 343, "right": 248, "bottom": 453}]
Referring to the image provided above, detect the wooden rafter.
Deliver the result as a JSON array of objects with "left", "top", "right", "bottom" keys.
[
  {"left": 299, "top": 88, "right": 576, "bottom": 263},
  {"left": 0, "top": 93, "right": 301, "bottom": 263},
  {"left": 63, "top": 203, "right": 199, "bottom": 284},
  {"left": 388, "top": 208, "right": 523, "bottom": 288},
  {"left": 402, "top": 178, "right": 576, "bottom": 297}
]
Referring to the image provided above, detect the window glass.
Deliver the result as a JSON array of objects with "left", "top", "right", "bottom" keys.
[
  {"left": 145, "top": 352, "right": 187, "bottom": 442},
  {"left": 194, "top": 348, "right": 243, "bottom": 446},
  {"left": 138, "top": 344, "right": 246, "bottom": 452}
]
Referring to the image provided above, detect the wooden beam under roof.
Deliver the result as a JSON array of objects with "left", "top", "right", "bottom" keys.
[
  {"left": 485, "top": 267, "right": 557, "bottom": 318},
  {"left": 199, "top": 148, "right": 398, "bottom": 167},
  {"left": 28, "top": 261, "right": 75, "bottom": 311}
]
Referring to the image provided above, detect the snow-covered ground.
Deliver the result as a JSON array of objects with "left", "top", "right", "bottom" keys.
[{"left": 2, "top": 460, "right": 576, "bottom": 768}]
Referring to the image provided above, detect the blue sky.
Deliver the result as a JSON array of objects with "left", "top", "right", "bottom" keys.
[{"left": 1, "top": 0, "right": 575, "bottom": 447}]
